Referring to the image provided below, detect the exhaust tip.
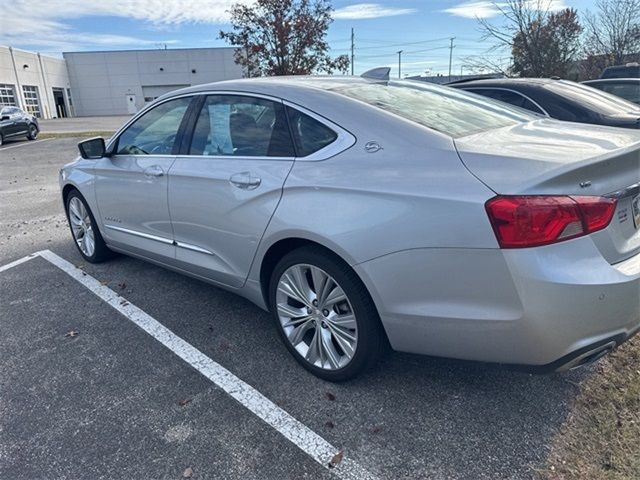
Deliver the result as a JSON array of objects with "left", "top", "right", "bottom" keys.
[{"left": 558, "top": 341, "right": 616, "bottom": 372}]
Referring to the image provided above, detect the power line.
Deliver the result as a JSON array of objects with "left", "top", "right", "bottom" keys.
[{"left": 356, "top": 37, "right": 452, "bottom": 50}]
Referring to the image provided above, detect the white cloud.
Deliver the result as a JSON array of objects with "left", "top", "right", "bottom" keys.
[
  {"left": 444, "top": 1, "right": 502, "bottom": 18},
  {"left": 0, "top": 0, "right": 252, "bottom": 51},
  {"left": 444, "top": 0, "right": 567, "bottom": 19},
  {"left": 333, "top": 3, "right": 417, "bottom": 19}
]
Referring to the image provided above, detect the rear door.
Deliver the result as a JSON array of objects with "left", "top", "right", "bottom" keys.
[{"left": 168, "top": 94, "right": 296, "bottom": 287}]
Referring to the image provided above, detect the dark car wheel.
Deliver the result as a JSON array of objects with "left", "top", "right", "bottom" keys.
[
  {"left": 269, "top": 245, "right": 387, "bottom": 381},
  {"left": 0, "top": 133, "right": 3, "bottom": 146},
  {"left": 27, "top": 124, "right": 38, "bottom": 140},
  {"left": 65, "top": 190, "right": 112, "bottom": 263}
]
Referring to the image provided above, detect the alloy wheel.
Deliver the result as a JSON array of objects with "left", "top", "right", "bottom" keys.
[
  {"left": 276, "top": 264, "right": 358, "bottom": 370},
  {"left": 68, "top": 197, "right": 96, "bottom": 257}
]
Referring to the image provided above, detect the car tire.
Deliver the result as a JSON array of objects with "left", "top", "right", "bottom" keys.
[
  {"left": 0, "top": 133, "right": 3, "bottom": 146},
  {"left": 27, "top": 124, "right": 38, "bottom": 140},
  {"left": 65, "top": 189, "right": 112, "bottom": 263},
  {"left": 269, "top": 245, "right": 387, "bottom": 381}
]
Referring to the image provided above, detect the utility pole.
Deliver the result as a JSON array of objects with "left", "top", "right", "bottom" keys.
[
  {"left": 397, "top": 50, "right": 403, "bottom": 79},
  {"left": 350, "top": 28, "right": 355, "bottom": 75},
  {"left": 448, "top": 37, "right": 455, "bottom": 81}
]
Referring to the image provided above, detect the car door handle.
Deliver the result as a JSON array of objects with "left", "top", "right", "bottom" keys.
[
  {"left": 143, "top": 165, "right": 165, "bottom": 178},
  {"left": 229, "top": 172, "right": 261, "bottom": 190}
]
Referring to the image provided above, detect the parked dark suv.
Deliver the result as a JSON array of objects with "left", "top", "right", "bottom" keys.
[
  {"left": 448, "top": 78, "right": 640, "bottom": 129},
  {"left": 600, "top": 63, "right": 640, "bottom": 79},
  {"left": 0, "top": 106, "right": 39, "bottom": 146}
]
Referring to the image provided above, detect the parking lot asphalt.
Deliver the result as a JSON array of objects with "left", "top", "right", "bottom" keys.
[
  {"left": 0, "top": 137, "right": 587, "bottom": 479},
  {"left": 38, "top": 115, "right": 131, "bottom": 134}
]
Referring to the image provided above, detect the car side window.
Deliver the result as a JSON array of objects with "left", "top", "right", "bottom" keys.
[
  {"left": 468, "top": 89, "right": 544, "bottom": 115},
  {"left": 115, "top": 97, "right": 191, "bottom": 155},
  {"left": 285, "top": 106, "right": 338, "bottom": 157},
  {"left": 189, "top": 95, "right": 295, "bottom": 157}
]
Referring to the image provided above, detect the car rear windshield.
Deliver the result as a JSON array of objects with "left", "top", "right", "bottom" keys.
[{"left": 330, "top": 81, "right": 536, "bottom": 138}]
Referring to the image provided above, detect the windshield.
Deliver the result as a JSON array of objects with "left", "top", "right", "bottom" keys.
[
  {"left": 329, "top": 80, "right": 536, "bottom": 138},
  {"left": 547, "top": 81, "right": 640, "bottom": 115}
]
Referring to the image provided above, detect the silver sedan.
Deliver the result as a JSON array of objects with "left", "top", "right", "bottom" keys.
[{"left": 60, "top": 74, "right": 640, "bottom": 381}]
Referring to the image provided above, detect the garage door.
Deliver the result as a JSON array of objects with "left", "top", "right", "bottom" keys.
[{"left": 142, "top": 85, "right": 189, "bottom": 104}]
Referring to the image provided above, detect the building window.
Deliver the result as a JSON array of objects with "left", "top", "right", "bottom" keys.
[
  {"left": 22, "top": 85, "right": 42, "bottom": 118},
  {"left": 0, "top": 84, "right": 17, "bottom": 107}
]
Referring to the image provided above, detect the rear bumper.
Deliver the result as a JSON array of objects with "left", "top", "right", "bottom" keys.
[{"left": 354, "top": 237, "right": 640, "bottom": 369}]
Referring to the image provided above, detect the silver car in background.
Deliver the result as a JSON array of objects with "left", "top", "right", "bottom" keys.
[{"left": 60, "top": 75, "right": 640, "bottom": 381}]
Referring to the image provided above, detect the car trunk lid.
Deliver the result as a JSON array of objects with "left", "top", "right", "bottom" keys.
[{"left": 455, "top": 119, "right": 640, "bottom": 263}]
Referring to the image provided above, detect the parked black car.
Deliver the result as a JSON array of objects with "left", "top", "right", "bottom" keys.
[
  {"left": 582, "top": 78, "right": 640, "bottom": 105},
  {"left": 448, "top": 78, "right": 640, "bottom": 129},
  {"left": 0, "top": 106, "right": 39, "bottom": 146},
  {"left": 600, "top": 63, "right": 640, "bottom": 79}
]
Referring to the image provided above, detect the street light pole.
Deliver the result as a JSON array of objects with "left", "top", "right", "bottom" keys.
[{"left": 397, "top": 50, "right": 403, "bottom": 79}]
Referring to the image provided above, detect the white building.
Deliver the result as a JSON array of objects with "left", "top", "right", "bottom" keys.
[
  {"left": 0, "top": 46, "right": 71, "bottom": 119},
  {"left": 63, "top": 47, "right": 242, "bottom": 116},
  {"left": 0, "top": 46, "right": 243, "bottom": 119}
]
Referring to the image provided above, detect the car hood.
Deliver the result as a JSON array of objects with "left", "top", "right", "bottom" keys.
[{"left": 454, "top": 118, "right": 640, "bottom": 196}]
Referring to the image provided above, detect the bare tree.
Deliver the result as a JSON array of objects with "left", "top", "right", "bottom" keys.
[
  {"left": 477, "top": 0, "right": 583, "bottom": 78},
  {"left": 583, "top": 0, "right": 640, "bottom": 73}
]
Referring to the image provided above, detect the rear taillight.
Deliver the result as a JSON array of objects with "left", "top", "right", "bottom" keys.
[{"left": 485, "top": 195, "right": 617, "bottom": 248}]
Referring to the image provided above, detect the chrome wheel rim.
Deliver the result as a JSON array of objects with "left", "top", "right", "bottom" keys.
[
  {"left": 68, "top": 197, "right": 95, "bottom": 257},
  {"left": 276, "top": 264, "right": 357, "bottom": 370}
]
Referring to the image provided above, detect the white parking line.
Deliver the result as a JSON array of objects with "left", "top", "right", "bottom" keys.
[
  {"left": 0, "top": 252, "right": 41, "bottom": 272},
  {"left": 0, "top": 138, "right": 51, "bottom": 151},
  {"left": 0, "top": 250, "right": 377, "bottom": 480}
]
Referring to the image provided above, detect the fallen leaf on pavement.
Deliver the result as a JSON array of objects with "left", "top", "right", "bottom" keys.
[
  {"left": 325, "top": 391, "right": 336, "bottom": 401},
  {"left": 178, "top": 398, "right": 192, "bottom": 407},
  {"left": 182, "top": 467, "right": 193, "bottom": 478},
  {"left": 325, "top": 420, "right": 335, "bottom": 429},
  {"left": 64, "top": 330, "right": 79, "bottom": 338},
  {"left": 328, "top": 450, "right": 343, "bottom": 468}
]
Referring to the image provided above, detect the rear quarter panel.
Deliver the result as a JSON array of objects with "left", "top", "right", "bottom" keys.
[{"left": 250, "top": 107, "right": 499, "bottom": 281}]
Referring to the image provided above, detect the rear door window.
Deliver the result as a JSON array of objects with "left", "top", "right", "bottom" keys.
[{"left": 189, "top": 95, "right": 295, "bottom": 157}]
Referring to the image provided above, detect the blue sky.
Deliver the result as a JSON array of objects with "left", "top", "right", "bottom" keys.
[{"left": 0, "top": 0, "right": 598, "bottom": 76}]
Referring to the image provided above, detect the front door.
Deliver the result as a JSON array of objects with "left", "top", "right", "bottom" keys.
[
  {"left": 169, "top": 94, "right": 296, "bottom": 287},
  {"left": 1, "top": 107, "right": 20, "bottom": 136},
  {"left": 94, "top": 96, "right": 192, "bottom": 260}
]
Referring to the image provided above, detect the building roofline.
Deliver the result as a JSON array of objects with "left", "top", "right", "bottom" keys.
[{"left": 62, "top": 46, "right": 238, "bottom": 55}]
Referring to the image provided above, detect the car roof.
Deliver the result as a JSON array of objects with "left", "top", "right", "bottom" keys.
[{"left": 160, "top": 76, "right": 380, "bottom": 101}]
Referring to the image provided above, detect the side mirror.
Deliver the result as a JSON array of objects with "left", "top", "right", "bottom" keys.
[
  {"left": 78, "top": 137, "right": 107, "bottom": 159},
  {"left": 0, "top": 115, "right": 9, "bottom": 121}
]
